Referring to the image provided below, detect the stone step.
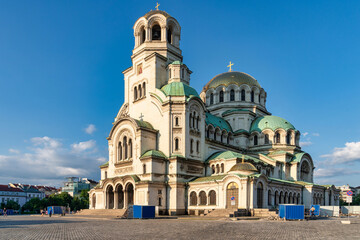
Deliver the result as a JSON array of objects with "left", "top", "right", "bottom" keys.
[{"left": 76, "top": 209, "right": 127, "bottom": 217}]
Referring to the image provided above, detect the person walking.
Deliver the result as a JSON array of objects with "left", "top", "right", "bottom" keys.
[
  {"left": 48, "top": 208, "right": 52, "bottom": 217},
  {"left": 3, "top": 208, "right": 7, "bottom": 217}
]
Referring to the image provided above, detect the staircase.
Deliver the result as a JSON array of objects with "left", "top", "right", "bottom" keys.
[
  {"left": 252, "top": 208, "right": 277, "bottom": 218},
  {"left": 204, "top": 208, "right": 249, "bottom": 218},
  {"left": 76, "top": 209, "right": 127, "bottom": 218}
]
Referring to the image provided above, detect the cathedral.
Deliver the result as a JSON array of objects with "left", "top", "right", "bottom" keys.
[{"left": 89, "top": 9, "right": 340, "bottom": 215}]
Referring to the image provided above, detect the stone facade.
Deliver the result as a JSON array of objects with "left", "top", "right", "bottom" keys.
[{"left": 89, "top": 9, "right": 340, "bottom": 215}]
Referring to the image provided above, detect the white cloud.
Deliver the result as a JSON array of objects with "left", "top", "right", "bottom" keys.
[
  {"left": 321, "top": 141, "right": 360, "bottom": 164},
  {"left": 85, "top": 124, "right": 96, "bottom": 135},
  {"left": 315, "top": 167, "right": 360, "bottom": 178},
  {"left": 8, "top": 148, "right": 20, "bottom": 154},
  {"left": 312, "top": 133, "right": 320, "bottom": 137},
  {"left": 300, "top": 141, "right": 312, "bottom": 147},
  {"left": 0, "top": 137, "right": 104, "bottom": 186},
  {"left": 302, "top": 132, "right": 309, "bottom": 137},
  {"left": 71, "top": 140, "right": 96, "bottom": 152},
  {"left": 96, "top": 157, "right": 107, "bottom": 163}
]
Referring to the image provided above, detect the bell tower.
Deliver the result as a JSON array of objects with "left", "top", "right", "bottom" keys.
[{"left": 121, "top": 9, "right": 184, "bottom": 120}]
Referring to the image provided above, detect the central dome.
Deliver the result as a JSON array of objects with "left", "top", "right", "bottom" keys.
[{"left": 203, "top": 71, "right": 261, "bottom": 91}]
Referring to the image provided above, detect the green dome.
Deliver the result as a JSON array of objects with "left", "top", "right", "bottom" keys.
[
  {"left": 161, "top": 82, "right": 199, "bottom": 98},
  {"left": 203, "top": 71, "right": 261, "bottom": 91},
  {"left": 229, "top": 162, "right": 258, "bottom": 172},
  {"left": 250, "top": 115, "right": 295, "bottom": 133}
]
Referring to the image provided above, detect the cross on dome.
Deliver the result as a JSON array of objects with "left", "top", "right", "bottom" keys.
[
  {"left": 227, "top": 61, "right": 234, "bottom": 72},
  {"left": 155, "top": 2, "right": 160, "bottom": 10}
]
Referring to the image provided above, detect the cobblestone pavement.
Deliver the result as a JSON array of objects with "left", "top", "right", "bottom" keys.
[{"left": 0, "top": 215, "right": 359, "bottom": 240}]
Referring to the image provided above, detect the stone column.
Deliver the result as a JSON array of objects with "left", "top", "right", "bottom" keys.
[{"left": 114, "top": 191, "right": 118, "bottom": 209}]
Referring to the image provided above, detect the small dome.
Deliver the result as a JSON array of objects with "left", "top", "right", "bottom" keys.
[
  {"left": 203, "top": 71, "right": 261, "bottom": 91},
  {"left": 229, "top": 162, "right": 258, "bottom": 172},
  {"left": 250, "top": 115, "right": 295, "bottom": 133},
  {"left": 143, "top": 10, "right": 171, "bottom": 19},
  {"left": 161, "top": 82, "right": 199, "bottom": 98}
]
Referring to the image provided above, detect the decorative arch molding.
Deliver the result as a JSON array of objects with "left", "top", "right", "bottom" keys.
[
  {"left": 147, "top": 15, "right": 167, "bottom": 28},
  {"left": 134, "top": 19, "right": 148, "bottom": 36},
  {"left": 166, "top": 17, "right": 181, "bottom": 34}
]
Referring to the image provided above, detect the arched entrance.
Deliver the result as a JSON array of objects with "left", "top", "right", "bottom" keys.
[
  {"left": 257, "top": 182, "right": 264, "bottom": 208},
  {"left": 126, "top": 183, "right": 134, "bottom": 207},
  {"left": 226, "top": 182, "right": 239, "bottom": 209},
  {"left": 116, "top": 185, "right": 124, "bottom": 209},
  {"left": 92, "top": 194, "right": 96, "bottom": 208},
  {"left": 106, "top": 185, "right": 114, "bottom": 209}
]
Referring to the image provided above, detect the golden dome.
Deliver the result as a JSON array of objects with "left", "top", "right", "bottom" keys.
[{"left": 229, "top": 162, "right": 258, "bottom": 172}]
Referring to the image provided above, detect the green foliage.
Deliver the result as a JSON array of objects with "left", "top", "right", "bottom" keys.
[
  {"left": 21, "top": 192, "right": 89, "bottom": 213},
  {"left": 2, "top": 200, "right": 20, "bottom": 210},
  {"left": 353, "top": 194, "right": 360, "bottom": 205}
]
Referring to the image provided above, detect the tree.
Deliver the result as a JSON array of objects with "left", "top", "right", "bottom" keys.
[
  {"left": 4, "top": 200, "right": 20, "bottom": 210},
  {"left": 353, "top": 194, "right": 360, "bottom": 205}
]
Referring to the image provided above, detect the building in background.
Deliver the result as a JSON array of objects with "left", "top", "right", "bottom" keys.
[
  {"left": 62, "top": 177, "right": 98, "bottom": 197},
  {"left": 0, "top": 184, "right": 27, "bottom": 207},
  {"left": 336, "top": 184, "right": 357, "bottom": 201},
  {"left": 9, "top": 183, "right": 45, "bottom": 201},
  {"left": 34, "top": 185, "right": 59, "bottom": 197}
]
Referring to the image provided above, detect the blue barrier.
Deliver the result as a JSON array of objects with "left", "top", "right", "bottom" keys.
[
  {"left": 133, "top": 205, "right": 155, "bottom": 219},
  {"left": 310, "top": 205, "right": 320, "bottom": 216},
  {"left": 279, "top": 204, "right": 304, "bottom": 220}
]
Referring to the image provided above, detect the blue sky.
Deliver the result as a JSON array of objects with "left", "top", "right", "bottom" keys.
[{"left": 1, "top": 0, "right": 359, "bottom": 187}]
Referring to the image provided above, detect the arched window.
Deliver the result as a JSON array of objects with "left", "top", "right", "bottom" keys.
[
  {"left": 268, "top": 190, "right": 272, "bottom": 206},
  {"left": 118, "top": 142, "right": 122, "bottom": 161},
  {"left": 206, "top": 128, "right": 210, "bottom": 138},
  {"left": 175, "top": 138, "right": 179, "bottom": 151},
  {"left": 257, "top": 182, "right": 264, "bottom": 208},
  {"left": 241, "top": 89, "right": 246, "bottom": 101},
  {"left": 214, "top": 130, "right": 217, "bottom": 141},
  {"left": 275, "top": 132, "right": 281, "bottom": 144},
  {"left": 138, "top": 85, "right": 142, "bottom": 98},
  {"left": 196, "top": 140, "right": 200, "bottom": 153},
  {"left": 128, "top": 139, "right": 132, "bottom": 158},
  {"left": 251, "top": 91, "right": 255, "bottom": 102},
  {"left": 219, "top": 90, "right": 224, "bottom": 102},
  {"left": 123, "top": 137, "right": 128, "bottom": 159},
  {"left": 175, "top": 117, "right": 179, "bottom": 126},
  {"left": 142, "top": 82, "right": 146, "bottom": 97},
  {"left": 227, "top": 135, "right": 230, "bottom": 144},
  {"left": 158, "top": 197, "right": 162, "bottom": 206},
  {"left": 190, "top": 192, "right": 197, "bottom": 206},
  {"left": 221, "top": 163, "right": 224, "bottom": 173},
  {"left": 167, "top": 28, "right": 172, "bottom": 43},
  {"left": 286, "top": 133, "right": 291, "bottom": 145},
  {"left": 140, "top": 27, "right": 146, "bottom": 44},
  {"left": 230, "top": 89, "right": 235, "bottom": 101},
  {"left": 254, "top": 135, "right": 258, "bottom": 146},
  {"left": 190, "top": 139, "right": 194, "bottom": 153},
  {"left": 152, "top": 24, "right": 161, "bottom": 40},
  {"left": 196, "top": 116, "right": 200, "bottom": 130},
  {"left": 192, "top": 112, "right": 196, "bottom": 128},
  {"left": 210, "top": 93, "right": 214, "bottom": 105},
  {"left": 212, "top": 165, "right": 215, "bottom": 174},
  {"left": 169, "top": 69, "right": 171, "bottom": 78},
  {"left": 264, "top": 134, "right": 269, "bottom": 144},
  {"left": 209, "top": 190, "right": 216, "bottom": 205},
  {"left": 189, "top": 113, "right": 192, "bottom": 128},
  {"left": 181, "top": 68, "right": 184, "bottom": 79},
  {"left": 216, "top": 164, "right": 219, "bottom": 174},
  {"left": 134, "top": 87, "right": 138, "bottom": 101},
  {"left": 258, "top": 94, "right": 261, "bottom": 103},
  {"left": 143, "top": 164, "right": 146, "bottom": 174},
  {"left": 199, "top": 191, "right": 207, "bottom": 205},
  {"left": 220, "top": 134, "right": 223, "bottom": 143}
]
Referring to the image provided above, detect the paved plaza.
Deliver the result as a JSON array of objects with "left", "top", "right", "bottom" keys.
[{"left": 0, "top": 215, "right": 359, "bottom": 240}]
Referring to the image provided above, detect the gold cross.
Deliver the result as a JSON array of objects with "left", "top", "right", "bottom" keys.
[
  {"left": 227, "top": 61, "right": 234, "bottom": 72},
  {"left": 155, "top": 2, "right": 160, "bottom": 10}
]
